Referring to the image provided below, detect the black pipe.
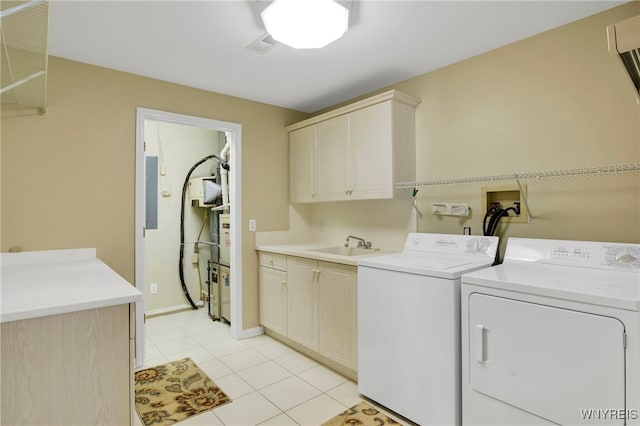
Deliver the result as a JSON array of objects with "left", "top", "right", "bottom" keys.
[
  {"left": 179, "top": 154, "right": 227, "bottom": 309},
  {"left": 483, "top": 206, "right": 519, "bottom": 265}
]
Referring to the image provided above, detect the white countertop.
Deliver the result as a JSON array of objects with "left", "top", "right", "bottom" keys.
[
  {"left": 256, "top": 243, "right": 392, "bottom": 266},
  {"left": 1, "top": 248, "right": 142, "bottom": 323}
]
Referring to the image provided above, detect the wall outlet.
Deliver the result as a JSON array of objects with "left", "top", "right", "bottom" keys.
[
  {"left": 249, "top": 219, "right": 256, "bottom": 232},
  {"left": 150, "top": 283, "right": 158, "bottom": 294}
]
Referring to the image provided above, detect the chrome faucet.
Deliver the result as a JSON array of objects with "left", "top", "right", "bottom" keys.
[{"left": 345, "top": 235, "right": 372, "bottom": 249}]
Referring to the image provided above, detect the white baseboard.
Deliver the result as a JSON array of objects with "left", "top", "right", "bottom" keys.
[
  {"left": 145, "top": 306, "right": 263, "bottom": 340},
  {"left": 145, "top": 302, "right": 204, "bottom": 318},
  {"left": 237, "top": 325, "right": 264, "bottom": 339}
]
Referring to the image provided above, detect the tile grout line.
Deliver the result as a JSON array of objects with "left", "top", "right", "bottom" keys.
[{"left": 142, "top": 310, "right": 360, "bottom": 426}]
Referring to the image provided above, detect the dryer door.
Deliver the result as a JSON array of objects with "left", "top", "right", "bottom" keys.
[{"left": 469, "top": 294, "right": 626, "bottom": 425}]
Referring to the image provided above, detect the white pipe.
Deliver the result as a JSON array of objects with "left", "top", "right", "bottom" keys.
[
  {"left": 220, "top": 132, "right": 231, "bottom": 207},
  {"left": 221, "top": 170, "right": 229, "bottom": 207},
  {"left": 221, "top": 132, "right": 231, "bottom": 159}
]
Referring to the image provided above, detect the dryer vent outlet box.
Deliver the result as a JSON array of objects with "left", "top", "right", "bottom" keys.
[
  {"left": 481, "top": 184, "right": 528, "bottom": 223},
  {"left": 189, "top": 176, "right": 218, "bottom": 207}
]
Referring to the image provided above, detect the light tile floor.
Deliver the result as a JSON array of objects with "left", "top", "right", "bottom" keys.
[{"left": 134, "top": 308, "right": 412, "bottom": 426}]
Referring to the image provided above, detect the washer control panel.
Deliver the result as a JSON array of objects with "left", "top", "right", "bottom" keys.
[{"left": 404, "top": 233, "right": 498, "bottom": 258}]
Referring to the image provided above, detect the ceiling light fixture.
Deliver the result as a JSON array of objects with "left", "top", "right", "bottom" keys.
[{"left": 261, "top": 0, "right": 349, "bottom": 49}]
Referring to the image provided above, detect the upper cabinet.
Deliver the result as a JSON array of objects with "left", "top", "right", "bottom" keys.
[
  {"left": 289, "top": 125, "right": 317, "bottom": 203},
  {"left": 288, "top": 90, "right": 420, "bottom": 203}
]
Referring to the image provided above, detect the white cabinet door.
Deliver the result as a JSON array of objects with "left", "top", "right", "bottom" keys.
[
  {"left": 287, "top": 90, "right": 418, "bottom": 204},
  {"left": 286, "top": 256, "right": 318, "bottom": 350},
  {"left": 289, "top": 126, "right": 316, "bottom": 203},
  {"left": 258, "top": 266, "right": 287, "bottom": 336},
  {"left": 469, "top": 294, "right": 625, "bottom": 426},
  {"left": 349, "top": 101, "right": 393, "bottom": 199},
  {"left": 316, "top": 115, "right": 349, "bottom": 201},
  {"left": 317, "top": 262, "right": 357, "bottom": 369}
]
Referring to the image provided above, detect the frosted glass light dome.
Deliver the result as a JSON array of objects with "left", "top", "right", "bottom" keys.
[{"left": 261, "top": 0, "right": 349, "bottom": 49}]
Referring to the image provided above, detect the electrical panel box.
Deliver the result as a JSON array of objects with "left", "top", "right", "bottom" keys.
[{"left": 481, "top": 184, "right": 528, "bottom": 223}]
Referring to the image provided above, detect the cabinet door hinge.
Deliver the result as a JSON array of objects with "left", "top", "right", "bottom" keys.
[{"left": 143, "top": 227, "right": 146, "bottom": 238}]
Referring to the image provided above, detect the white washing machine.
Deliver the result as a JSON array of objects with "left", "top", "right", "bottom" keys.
[
  {"left": 358, "top": 232, "right": 499, "bottom": 426},
  {"left": 461, "top": 238, "right": 640, "bottom": 426}
]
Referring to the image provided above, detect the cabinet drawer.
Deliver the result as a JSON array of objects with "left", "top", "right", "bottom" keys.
[{"left": 258, "top": 252, "right": 287, "bottom": 271}]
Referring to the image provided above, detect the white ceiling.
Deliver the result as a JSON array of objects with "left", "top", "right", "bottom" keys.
[{"left": 48, "top": 1, "right": 625, "bottom": 113}]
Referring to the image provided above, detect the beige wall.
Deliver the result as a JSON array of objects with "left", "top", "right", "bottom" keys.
[
  {"left": 398, "top": 1, "right": 640, "bottom": 249},
  {"left": 270, "top": 1, "right": 639, "bottom": 256},
  {"left": 1, "top": 57, "right": 308, "bottom": 331},
  {"left": 3, "top": 2, "right": 640, "bottom": 332}
]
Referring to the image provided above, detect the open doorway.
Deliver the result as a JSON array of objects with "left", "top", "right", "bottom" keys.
[{"left": 134, "top": 108, "right": 243, "bottom": 368}]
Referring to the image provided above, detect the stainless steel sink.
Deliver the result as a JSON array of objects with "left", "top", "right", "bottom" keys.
[{"left": 309, "top": 246, "right": 382, "bottom": 256}]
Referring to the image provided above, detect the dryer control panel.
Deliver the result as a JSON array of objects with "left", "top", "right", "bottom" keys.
[{"left": 506, "top": 238, "right": 640, "bottom": 271}]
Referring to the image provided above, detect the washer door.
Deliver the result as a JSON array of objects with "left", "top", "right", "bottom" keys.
[{"left": 469, "top": 294, "right": 626, "bottom": 425}]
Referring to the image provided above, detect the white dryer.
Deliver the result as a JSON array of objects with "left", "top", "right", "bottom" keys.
[
  {"left": 358, "top": 233, "right": 499, "bottom": 426},
  {"left": 461, "top": 238, "right": 640, "bottom": 426}
]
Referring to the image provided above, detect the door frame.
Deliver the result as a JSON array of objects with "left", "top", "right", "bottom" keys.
[{"left": 135, "top": 107, "right": 243, "bottom": 367}]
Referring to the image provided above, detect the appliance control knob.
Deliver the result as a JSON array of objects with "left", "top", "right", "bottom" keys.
[
  {"left": 467, "top": 238, "right": 486, "bottom": 253},
  {"left": 616, "top": 251, "right": 637, "bottom": 263}
]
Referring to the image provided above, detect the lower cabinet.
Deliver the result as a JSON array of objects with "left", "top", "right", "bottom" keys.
[
  {"left": 1, "top": 304, "right": 134, "bottom": 425},
  {"left": 258, "top": 265, "right": 288, "bottom": 336},
  {"left": 286, "top": 256, "right": 320, "bottom": 349},
  {"left": 258, "top": 251, "right": 357, "bottom": 372},
  {"left": 317, "top": 262, "right": 357, "bottom": 370}
]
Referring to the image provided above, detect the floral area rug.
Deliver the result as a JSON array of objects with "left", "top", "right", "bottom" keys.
[
  {"left": 322, "top": 401, "right": 402, "bottom": 426},
  {"left": 134, "top": 357, "right": 231, "bottom": 426}
]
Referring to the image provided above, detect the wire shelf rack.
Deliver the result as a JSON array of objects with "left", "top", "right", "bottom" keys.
[
  {"left": 396, "top": 163, "right": 640, "bottom": 189},
  {"left": 399, "top": 163, "right": 640, "bottom": 223}
]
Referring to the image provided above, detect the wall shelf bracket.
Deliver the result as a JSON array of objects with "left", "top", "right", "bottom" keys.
[{"left": 514, "top": 179, "right": 534, "bottom": 223}]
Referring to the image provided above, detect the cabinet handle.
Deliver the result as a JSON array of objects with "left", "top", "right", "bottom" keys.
[{"left": 280, "top": 280, "right": 287, "bottom": 285}]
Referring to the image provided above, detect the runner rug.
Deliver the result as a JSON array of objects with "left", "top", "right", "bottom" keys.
[
  {"left": 134, "top": 357, "right": 231, "bottom": 426},
  {"left": 322, "top": 401, "right": 402, "bottom": 426}
]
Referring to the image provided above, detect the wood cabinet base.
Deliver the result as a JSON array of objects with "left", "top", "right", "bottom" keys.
[
  {"left": 1, "top": 305, "right": 132, "bottom": 425},
  {"left": 263, "top": 327, "right": 357, "bottom": 382}
]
